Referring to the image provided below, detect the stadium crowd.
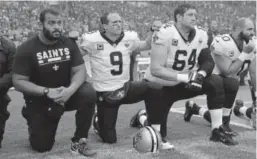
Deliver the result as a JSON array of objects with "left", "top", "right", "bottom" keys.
[
  {"left": 0, "top": 1, "right": 256, "bottom": 45},
  {"left": 0, "top": 1, "right": 256, "bottom": 157}
]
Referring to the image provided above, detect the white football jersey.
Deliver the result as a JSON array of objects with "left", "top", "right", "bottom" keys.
[
  {"left": 145, "top": 24, "right": 209, "bottom": 86},
  {"left": 80, "top": 30, "right": 139, "bottom": 91},
  {"left": 211, "top": 34, "right": 256, "bottom": 79}
]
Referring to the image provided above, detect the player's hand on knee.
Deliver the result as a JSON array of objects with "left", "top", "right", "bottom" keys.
[{"left": 187, "top": 71, "right": 204, "bottom": 91}]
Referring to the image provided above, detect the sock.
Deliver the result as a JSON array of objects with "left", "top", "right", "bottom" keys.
[
  {"left": 246, "top": 107, "right": 252, "bottom": 119},
  {"left": 203, "top": 111, "right": 212, "bottom": 123},
  {"left": 139, "top": 115, "right": 147, "bottom": 126},
  {"left": 209, "top": 109, "right": 223, "bottom": 130},
  {"left": 199, "top": 107, "right": 208, "bottom": 117},
  {"left": 223, "top": 108, "right": 231, "bottom": 116},
  {"left": 239, "top": 106, "right": 248, "bottom": 118},
  {"left": 151, "top": 124, "right": 161, "bottom": 132}
]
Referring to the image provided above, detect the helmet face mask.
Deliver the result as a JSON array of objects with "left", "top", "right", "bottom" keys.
[{"left": 133, "top": 126, "right": 162, "bottom": 153}]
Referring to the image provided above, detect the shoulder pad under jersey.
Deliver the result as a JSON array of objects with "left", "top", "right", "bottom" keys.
[
  {"left": 195, "top": 26, "right": 208, "bottom": 48},
  {"left": 82, "top": 31, "right": 101, "bottom": 42},
  {"left": 211, "top": 34, "right": 234, "bottom": 56},
  {"left": 152, "top": 24, "right": 174, "bottom": 45},
  {"left": 124, "top": 30, "right": 140, "bottom": 41}
]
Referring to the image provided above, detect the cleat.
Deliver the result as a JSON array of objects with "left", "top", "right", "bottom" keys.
[
  {"left": 222, "top": 116, "right": 238, "bottom": 136},
  {"left": 250, "top": 106, "right": 256, "bottom": 129},
  {"left": 70, "top": 138, "right": 97, "bottom": 157},
  {"left": 93, "top": 112, "right": 100, "bottom": 135},
  {"left": 210, "top": 126, "right": 238, "bottom": 146},
  {"left": 160, "top": 137, "right": 174, "bottom": 150},
  {"left": 184, "top": 101, "right": 199, "bottom": 122},
  {"left": 233, "top": 100, "right": 244, "bottom": 117},
  {"left": 130, "top": 109, "right": 147, "bottom": 128}
]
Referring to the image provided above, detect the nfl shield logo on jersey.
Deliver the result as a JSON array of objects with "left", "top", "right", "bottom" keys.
[
  {"left": 172, "top": 39, "right": 178, "bottom": 46},
  {"left": 152, "top": 34, "right": 159, "bottom": 43},
  {"left": 97, "top": 44, "right": 104, "bottom": 50},
  {"left": 125, "top": 41, "right": 130, "bottom": 48}
]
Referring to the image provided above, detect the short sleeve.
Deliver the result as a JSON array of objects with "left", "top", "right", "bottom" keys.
[
  {"left": 70, "top": 41, "right": 84, "bottom": 67},
  {"left": 152, "top": 25, "right": 173, "bottom": 46},
  {"left": 12, "top": 45, "right": 32, "bottom": 76},
  {"left": 210, "top": 36, "right": 228, "bottom": 57},
  {"left": 80, "top": 36, "right": 95, "bottom": 55}
]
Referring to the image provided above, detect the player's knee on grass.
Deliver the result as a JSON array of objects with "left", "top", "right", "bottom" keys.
[
  {"left": 100, "top": 128, "right": 117, "bottom": 144},
  {"left": 204, "top": 75, "right": 225, "bottom": 110},
  {"left": 30, "top": 134, "right": 55, "bottom": 152}
]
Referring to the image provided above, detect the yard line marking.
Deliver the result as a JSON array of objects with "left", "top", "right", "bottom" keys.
[{"left": 170, "top": 108, "right": 253, "bottom": 130}]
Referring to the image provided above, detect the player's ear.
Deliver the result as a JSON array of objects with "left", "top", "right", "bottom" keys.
[
  {"left": 38, "top": 20, "right": 43, "bottom": 28},
  {"left": 102, "top": 24, "right": 108, "bottom": 31}
]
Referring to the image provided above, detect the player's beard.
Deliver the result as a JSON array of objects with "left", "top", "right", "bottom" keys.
[
  {"left": 43, "top": 27, "right": 61, "bottom": 41},
  {"left": 240, "top": 31, "right": 252, "bottom": 44}
]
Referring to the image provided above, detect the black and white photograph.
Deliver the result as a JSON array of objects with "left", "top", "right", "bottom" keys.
[{"left": 0, "top": 1, "right": 256, "bottom": 158}]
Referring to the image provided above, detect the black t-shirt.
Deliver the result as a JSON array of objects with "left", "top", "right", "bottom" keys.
[{"left": 13, "top": 35, "right": 84, "bottom": 88}]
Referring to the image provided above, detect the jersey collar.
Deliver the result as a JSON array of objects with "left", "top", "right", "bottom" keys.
[
  {"left": 230, "top": 34, "right": 243, "bottom": 52},
  {"left": 175, "top": 25, "right": 196, "bottom": 43},
  {"left": 100, "top": 31, "right": 124, "bottom": 46}
]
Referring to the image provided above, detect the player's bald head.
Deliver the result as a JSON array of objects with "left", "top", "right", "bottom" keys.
[{"left": 233, "top": 18, "right": 254, "bottom": 31}]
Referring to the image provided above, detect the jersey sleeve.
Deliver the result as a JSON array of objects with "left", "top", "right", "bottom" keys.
[
  {"left": 210, "top": 36, "right": 230, "bottom": 58},
  {"left": 80, "top": 34, "right": 95, "bottom": 55},
  {"left": 152, "top": 25, "right": 173, "bottom": 46}
]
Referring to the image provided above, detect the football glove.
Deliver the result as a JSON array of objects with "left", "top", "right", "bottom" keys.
[{"left": 187, "top": 71, "right": 204, "bottom": 91}]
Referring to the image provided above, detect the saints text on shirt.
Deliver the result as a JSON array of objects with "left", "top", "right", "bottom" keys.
[{"left": 36, "top": 48, "right": 71, "bottom": 65}]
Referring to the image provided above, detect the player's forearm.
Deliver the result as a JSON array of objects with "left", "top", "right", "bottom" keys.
[
  {"left": 137, "top": 40, "right": 151, "bottom": 52},
  {"left": 68, "top": 68, "right": 86, "bottom": 95},
  {"left": 223, "top": 59, "right": 244, "bottom": 76},
  {"left": 151, "top": 65, "right": 188, "bottom": 82},
  {"left": 137, "top": 32, "right": 152, "bottom": 52},
  {"left": 13, "top": 79, "right": 45, "bottom": 96},
  {"left": 225, "top": 53, "right": 255, "bottom": 76},
  {"left": 0, "top": 74, "right": 12, "bottom": 90}
]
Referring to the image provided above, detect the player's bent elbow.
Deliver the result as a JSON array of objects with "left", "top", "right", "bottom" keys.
[
  {"left": 12, "top": 75, "right": 26, "bottom": 92},
  {"left": 150, "top": 66, "right": 162, "bottom": 78},
  {"left": 12, "top": 80, "right": 23, "bottom": 92}
]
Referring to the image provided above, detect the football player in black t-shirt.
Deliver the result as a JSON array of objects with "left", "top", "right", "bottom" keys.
[
  {"left": 12, "top": 9, "right": 96, "bottom": 157},
  {"left": 0, "top": 35, "right": 16, "bottom": 148}
]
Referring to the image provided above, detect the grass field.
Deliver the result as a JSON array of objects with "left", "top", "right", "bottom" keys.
[{"left": 0, "top": 85, "right": 256, "bottom": 159}]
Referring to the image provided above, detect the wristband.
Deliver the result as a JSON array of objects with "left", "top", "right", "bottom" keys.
[
  {"left": 43, "top": 87, "right": 49, "bottom": 96},
  {"left": 198, "top": 71, "right": 207, "bottom": 78},
  {"left": 177, "top": 74, "right": 189, "bottom": 83},
  {"left": 238, "top": 52, "right": 251, "bottom": 62}
]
